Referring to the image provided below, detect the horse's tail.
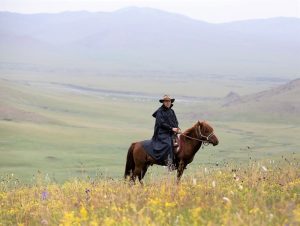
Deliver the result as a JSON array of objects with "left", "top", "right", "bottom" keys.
[{"left": 124, "top": 143, "right": 135, "bottom": 179}]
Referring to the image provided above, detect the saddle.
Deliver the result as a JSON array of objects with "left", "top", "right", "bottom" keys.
[{"left": 172, "top": 134, "right": 180, "bottom": 153}]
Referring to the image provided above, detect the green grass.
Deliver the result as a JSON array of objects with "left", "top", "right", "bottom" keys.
[{"left": 0, "top": 74, "right": 299, "bottom": 182}]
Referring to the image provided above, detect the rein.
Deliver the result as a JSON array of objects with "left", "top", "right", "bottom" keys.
[
  {"left": 179, "top": 133, "right": 210, "bottom": 145},
  {"left": 179, "top": 123, "right": 215, "bottom": 146}
]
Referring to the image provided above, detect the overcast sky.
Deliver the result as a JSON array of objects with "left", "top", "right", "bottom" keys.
[{"left": 0, "top": 0, "right": 299, "bottom": 23}]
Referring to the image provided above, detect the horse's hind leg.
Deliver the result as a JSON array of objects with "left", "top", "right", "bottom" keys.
[
  {"left": 131, "top": 142, "right": 150, "bottom": 185},
  {"left": 129, "top": 165, "right": 138, "bottom": 184},
  {"left": 129, "top": 171, "right": 136, "bottom": 185},
  {"left": 133, "top": 166, "right": 143, "bottom": 185},
  {"left": 133, "top": 163, "right": 149, "bottom": 185}
]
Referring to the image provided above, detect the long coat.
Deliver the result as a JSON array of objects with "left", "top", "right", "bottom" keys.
[{"left": 142, "top": 104, "right": 179, "bottom": 165}]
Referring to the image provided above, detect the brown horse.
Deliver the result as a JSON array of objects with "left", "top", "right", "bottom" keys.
[{"left": 124, "top": 120, "right": 219, "bottom": 183}]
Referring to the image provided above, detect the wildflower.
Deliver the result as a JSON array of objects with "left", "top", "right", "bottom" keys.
[
  {"left": 174, "top": 216, "right": 179, "bottom": 225},
  {"left": 190, "top": 207, "right": 202, "bottom": 219},
  {"left": 233, "top": 173, "right": 239, "bottom": 181},
  {"left": 249, "top": 207, "right": 261, "bottom": 214},
  {"left": 222, "top": 197, "right": 231, "bottom": 203},
  {"left": 165, "top": 202, "right": 176, "bottom": 208},
  {"left": 80, "top": 206, "right": 88, "bottom": 221},
  {"left": 41, "top": 219, "right": 48, "bottom": 225},
  {"left": 192, "top": 178, "right": 197, "bottom": 185},
  {"left": 42, "top": 191, "right": 48, "bottom": 200},
  {"left": 262, "top": 166, "right": 268, "bottom": 172},
  {"left": 103, "top": 217, "right": 116, "bottom": 226},
  {"left": 212, "top": 181, "right": 216, "bottom": 188},
  {"left": 233, "top": 173, "right": 240, "bottom": 181},
  {"left": 89, "top": 220, "right": 98, "bottom": 226},
  {"left": 293, "top": 206, "right": 300, "bottom": 222}
]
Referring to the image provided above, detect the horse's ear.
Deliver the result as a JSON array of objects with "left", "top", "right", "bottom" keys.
[{"left": 198, "top": 120, "right": 208, "bottom": 127}]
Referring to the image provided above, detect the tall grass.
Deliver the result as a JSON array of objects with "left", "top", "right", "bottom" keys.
[{"left": 0, "top": 159, "right": 299, "bottom": 226}]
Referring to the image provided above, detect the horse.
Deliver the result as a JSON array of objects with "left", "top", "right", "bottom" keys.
[{"left": 124, "top": 120, "right": 219, "bottom": 183}]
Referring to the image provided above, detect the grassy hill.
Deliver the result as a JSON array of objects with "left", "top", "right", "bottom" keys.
[
  {"left": 1, "top": 75, "right": 299, "bottom": 182},
  {"left": 217, "top": 78, "right": 300, "bottom": 123}
]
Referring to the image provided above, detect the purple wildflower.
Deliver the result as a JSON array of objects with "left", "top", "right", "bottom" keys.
[{"left": 42, "top": 191, "right": 48, "bottom": 200}]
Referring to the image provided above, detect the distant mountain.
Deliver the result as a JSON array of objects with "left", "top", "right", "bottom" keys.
[
  {"left": 224, "top": 78, "right": 300, "bottom": 106},
  {"left": 222, "top": 91, "right": 241, "bottom": 106},
  {"left": 1, "top": 8, "right": 300, "bottom": 77},
  {"left": 220, "top": 78, "right": 300, "bottom": 122}
]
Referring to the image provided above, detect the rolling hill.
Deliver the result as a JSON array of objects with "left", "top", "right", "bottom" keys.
[
  {"left": 1, "top": 75, "right": 300, "bottom": 181},
  {"left": 218, "top": 78, "right": 300, "bottom": 122},
  {"left": 1, "top": 7, "right": 300, "bottom": 77}
]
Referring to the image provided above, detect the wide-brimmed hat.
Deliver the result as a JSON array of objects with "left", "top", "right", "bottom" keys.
[{"left": 159, "top": 95, "right": 175, "bottom": 103}]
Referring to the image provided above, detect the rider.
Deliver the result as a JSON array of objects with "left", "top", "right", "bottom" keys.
[{"left": 152, "top": 95, "right": 180, "bottom": 168}]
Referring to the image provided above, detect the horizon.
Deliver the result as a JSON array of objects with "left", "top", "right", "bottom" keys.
[
  {"left": 0, "top": 0, "right": 299, "bottom": 23},
  {"left": 1, "top": 6, "right": 299, "bottom": 24}
]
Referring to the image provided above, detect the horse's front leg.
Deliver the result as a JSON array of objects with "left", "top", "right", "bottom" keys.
[
  {"left": 177, "top": 160, "right": 186, "bottom": 183},
  {"left": 133, "top": 163, "right": 147, "bottom": 185}
]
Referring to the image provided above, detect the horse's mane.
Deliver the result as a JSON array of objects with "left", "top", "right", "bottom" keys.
[
  {"left": 183, "top": 122, "right": 199, "bottom": 136},
  {"left": 183, "top": 121, "right": 213, "bottom": 136}
]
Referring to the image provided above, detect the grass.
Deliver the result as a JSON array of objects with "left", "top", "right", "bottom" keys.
[
  {"left": 0, "top": 159, "right": 299, "bottom": 225},
  {"left": 1, "top": 75, "right": 300, "bottom": 182},
  {"left": 0, "top": 72, "right": 299, "bottom": 225}
]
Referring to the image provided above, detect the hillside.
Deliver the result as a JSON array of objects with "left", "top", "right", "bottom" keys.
[
  {"left": 1, "top": 8, "right": 300, "bottom": 77},
  {"left": 219, "top": 78, "right": 300, "bottom": 122}
]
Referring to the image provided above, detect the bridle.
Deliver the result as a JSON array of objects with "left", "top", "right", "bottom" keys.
[{"left": 179, "top": 121, "right": 215, "bottom": 146}]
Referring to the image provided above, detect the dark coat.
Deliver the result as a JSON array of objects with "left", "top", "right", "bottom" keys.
[{"left": 142, "top": 104, "right": 179, "bottom": 165}]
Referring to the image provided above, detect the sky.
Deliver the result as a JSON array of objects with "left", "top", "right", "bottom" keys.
[{"left": 0, "top": 0, "right": 299, "bottom": 23}]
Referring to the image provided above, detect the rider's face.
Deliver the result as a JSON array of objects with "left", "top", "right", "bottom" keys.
[{"left": 163, "top": 100, "right": 171, "bottom": 108}]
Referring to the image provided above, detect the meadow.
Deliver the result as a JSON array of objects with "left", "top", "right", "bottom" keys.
[
  {"left": 1, "top": 72, "right": 299, "bottom": 182},
  {"left": 0, "top": 159, "right": 299, "bottom": 225},
  {"left": 0, "top": 71, "right": 300, "bottom": 225},
  {"left": 1, "top": 9, "right": 300, "bottom": 225}
]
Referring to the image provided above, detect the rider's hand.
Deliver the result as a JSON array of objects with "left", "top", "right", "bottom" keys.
[{"left": 172, "top": 128, "right": 179, "bottom": 133}]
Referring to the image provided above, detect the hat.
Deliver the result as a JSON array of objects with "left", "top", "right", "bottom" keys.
[{"left": 159, "top": 95, "right": 175, "bottom": 103}]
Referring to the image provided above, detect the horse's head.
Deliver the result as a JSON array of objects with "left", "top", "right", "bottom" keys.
[{"left": 197, "top": 121, "right": 219, "bottom": 146}]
